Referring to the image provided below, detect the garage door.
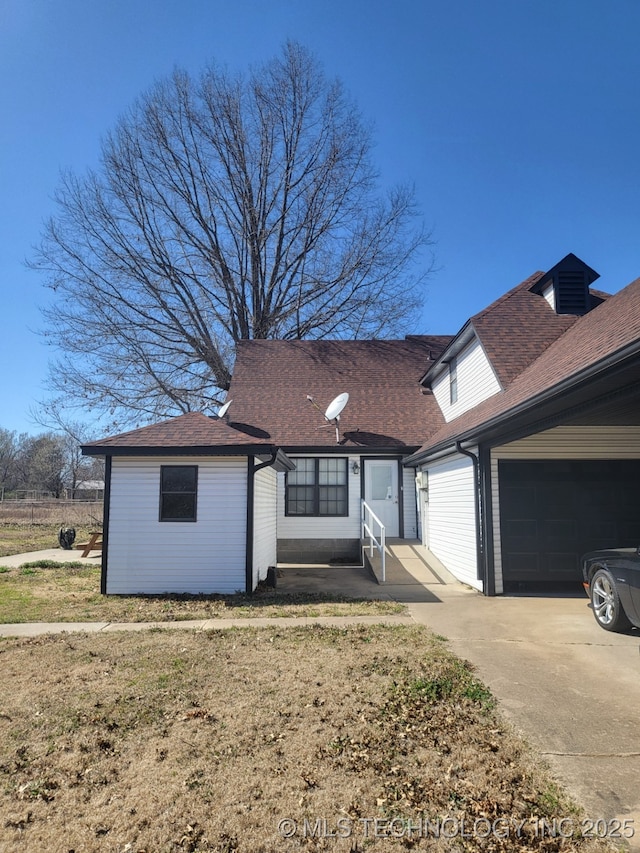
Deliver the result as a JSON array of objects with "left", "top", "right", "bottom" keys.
[{"left": 499, "top": 460, "right": 640, "bottom": 591}]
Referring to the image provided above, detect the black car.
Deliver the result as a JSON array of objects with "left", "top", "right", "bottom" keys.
[{"left": 582, "top": 548, "right": 640, "bottom": 632}]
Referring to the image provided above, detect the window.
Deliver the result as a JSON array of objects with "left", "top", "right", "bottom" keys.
[
  {"left": 160, "top": 465, "right": 198, "bottom": 521},
  {"left": 286, "top": 458, "right": 348, "bottom": 516},
  {"left": 449, "top": 356, "right": 458, "bottom": 404}
]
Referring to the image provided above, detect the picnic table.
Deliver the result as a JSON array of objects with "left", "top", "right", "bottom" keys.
[{"left": 75, "top": 531, "right": 103, "bottom": 558}]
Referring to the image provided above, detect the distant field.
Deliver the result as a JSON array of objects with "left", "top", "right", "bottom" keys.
[{"left": 0, "top": 501, "right": 102, "bottom": 528}]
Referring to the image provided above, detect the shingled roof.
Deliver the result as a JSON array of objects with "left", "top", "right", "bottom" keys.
[
  {"left": 410, "top": 275, "right": 640, "bottom": 460},
  {"left": 472, "top": 272, "right": 594, "bottom": 388},
  {"left": 82, "top": 411, "right": 279, "bottom": 454},
  {"left": 227, "top": 337, "right": 452, "bottom": 450},
  {"left": 424, "top": 270, "right": 610, "bottom": 390}
]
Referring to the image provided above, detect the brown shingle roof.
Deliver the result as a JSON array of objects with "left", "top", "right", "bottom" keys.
[
  {"left": 414, "top": 276, "right": 640, "bottom": 456},
  {"left": 425, "top": 271, "right": 610, "bottom": 391},
  {"left": 228, "top": 337, "right": 452, "bottom": 449},
  {"left": 83, "top": 411, "right": 277, "bottom": 453},
  {"left": 470, "top": 272, "right": 580, "bottom": 387}
]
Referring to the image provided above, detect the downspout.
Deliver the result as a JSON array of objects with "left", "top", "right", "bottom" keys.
[
  {"left": 245, "top": 452, "right": 279, "bottom": 595},
  {"left": 455, "top": 441, "right": 485, "bottom": 590},
  {"left": 245, "top": 456, "right": 256, "bottom": 595}
]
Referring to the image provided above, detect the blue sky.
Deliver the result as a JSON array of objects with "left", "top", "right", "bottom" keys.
[{"left": 2, "top": 0, "right": 639, "bottom": 435}]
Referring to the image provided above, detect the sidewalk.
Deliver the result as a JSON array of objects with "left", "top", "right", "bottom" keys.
[
  {"left": 0, "top": 613, "right": 414, "bottom": 637},
  {"left": 0, "top": 547, "right": 101, "bottom": 567}
]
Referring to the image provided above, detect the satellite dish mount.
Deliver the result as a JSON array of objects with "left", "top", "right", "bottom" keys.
[
  {"left": 217, "top": 399, "right": 232, "bottom": 420},
  {"left": 307, "top": 392, "right": 349, "bottom": 443}
]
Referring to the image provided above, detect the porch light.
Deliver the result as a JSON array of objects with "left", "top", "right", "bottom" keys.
[{"left": 351, "top": 460, "right": 360, "bottom": 475}]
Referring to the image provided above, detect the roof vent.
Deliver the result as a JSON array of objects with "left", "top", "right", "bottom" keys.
[{"left": 531, "top": 253, "right": 599, "bottom": 316}]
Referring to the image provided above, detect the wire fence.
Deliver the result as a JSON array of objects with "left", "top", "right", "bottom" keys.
[{"left": 0, "top": 500, "right": 104, "bottom": 526}]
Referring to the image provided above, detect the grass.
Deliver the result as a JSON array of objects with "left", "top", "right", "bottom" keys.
[
  {"left": 0, "top": 625, "right": 615, "bottom": 852},
  {"left": 0, "top": 521, "right": 404, "bottom": 623},
  {"left": 0, "top": 562, "right": 405, "bottom": 624}
]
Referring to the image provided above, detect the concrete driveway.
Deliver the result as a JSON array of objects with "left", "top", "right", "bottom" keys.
[
  {"left": 407, "top": 585, "right": 640, "bottom": 848},
  {"left": 279, "top": 556, "right": 640, "bottom": 848}
]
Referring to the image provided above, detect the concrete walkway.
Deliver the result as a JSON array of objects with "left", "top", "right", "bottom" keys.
[
  {"left": 2, "top": 543, "right": 639, "bottom": 847},
  {"left": 0, "top": 547, "right": 102, "bottom": 567},
  {"left": 0, "top": 613, "right": 414, "bottom": 637}
]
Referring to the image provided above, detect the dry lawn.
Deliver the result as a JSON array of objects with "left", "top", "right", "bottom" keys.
[
  {"left": 0, "top": 625, "right": 615, "bottom": 853},
  {"left": 0, "top": 563, "right": 404, "bottom": 623}
]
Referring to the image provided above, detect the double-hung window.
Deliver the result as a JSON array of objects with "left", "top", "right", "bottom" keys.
[
  {"left": 286, "top": 458, "right": 348, "bottom": 516},
  {"left": 159, "top": 465, "right": 198, "bottom": 522}
]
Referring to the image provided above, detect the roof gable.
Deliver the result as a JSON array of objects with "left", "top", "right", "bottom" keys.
[
  {"left": 425, "top": 259, "right": 610, "bottom": 393},
  {"left": 411, "top": 275, "right": 640, "bottom": 458}
]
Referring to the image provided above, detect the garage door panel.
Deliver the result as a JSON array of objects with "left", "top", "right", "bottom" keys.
[
  {"left": 499, "top": 460, "right": 640, "bottom": 591},
  {"left": 504, "top": 518, "right": 537, "bottom": 539},
  {"left": 503, "top": 552, "right": 538, "bottom": 578},
  {"left": 503, "top": 486, "right": 537, "bottom": 514},
  {"left": 544, "top": 519, "right": 576, "bottom": 540},
  {"left": 545, "top": 486, "right": 576, "bottom": 515},
  {"left": 546, "top": 553, "right": 577, "bottom": 576}
]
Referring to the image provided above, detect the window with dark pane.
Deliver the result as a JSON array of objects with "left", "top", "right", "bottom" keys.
[
  {"left": 160, "top": 465, "right": 198, "bottom": 521},
  {"left": 286, "top": 458, "right": 348, "bottom": 516}
]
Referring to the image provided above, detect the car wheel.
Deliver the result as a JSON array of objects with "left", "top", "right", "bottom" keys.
[{"left": 590, "top": 568, "right": 632, "bottom": 632}]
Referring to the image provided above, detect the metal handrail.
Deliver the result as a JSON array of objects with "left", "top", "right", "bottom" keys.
[{"left": 361, "top": 500, "right": 386, "bottom": 582}]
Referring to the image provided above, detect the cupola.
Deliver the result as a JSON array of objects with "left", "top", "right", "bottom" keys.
[{"left": 531, "top": 253, "right": 600, "bottom": 315}]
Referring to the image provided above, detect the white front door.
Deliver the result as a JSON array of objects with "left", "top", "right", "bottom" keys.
[{"left": 364, "top": 459, "right": 399, "bottom": 537}]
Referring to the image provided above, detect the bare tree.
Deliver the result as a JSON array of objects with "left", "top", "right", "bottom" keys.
[
  {"left": 29, "top": 406, "right": 105, "bottom": 494},
  {"left": 0, "top": 429, "right": 25, "bottom": 494},
  {"left": 32, "top": 42, "right": 432, "bottom": 425},
  {"left": 20, "top": 434, "right": 67, "bottom": 498}
]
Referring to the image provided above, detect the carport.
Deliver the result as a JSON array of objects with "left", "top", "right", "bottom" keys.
[{"left": 490, "top": 382, "right": 640, "bottom": 594}]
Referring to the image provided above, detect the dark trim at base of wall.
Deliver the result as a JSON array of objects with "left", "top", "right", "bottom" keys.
[{"left": 277, "top": 538, "right": 361, "bottom": 564}]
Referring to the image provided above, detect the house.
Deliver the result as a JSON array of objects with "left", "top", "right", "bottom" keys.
[
  {"left": 81, "top": 413, "right": 294, "bottom": 594},
  {"left": 225, "top": 337, "right": 452, "bottom": 564},
  {"left": 83, "top": 253, "right": 640, "bottom": 597},
  {"left": 66, "top": 480, "right": 105, "bottom": 501},
  {"left": 407, "top": 254, "right": 640, "bottom": 593}
]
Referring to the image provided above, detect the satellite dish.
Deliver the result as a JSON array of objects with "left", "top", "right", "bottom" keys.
[
  {"left": 218, "top": 399, "right": 232, "bottom": 419},
  {"left": 324, "top": 392, "right": 349, "bottom": 422}
]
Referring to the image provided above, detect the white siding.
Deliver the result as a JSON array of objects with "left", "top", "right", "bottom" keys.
[
  {"left": 491, "top": 426, "right": 640, "bottom": 594},
  {"left": 542, "top": 282, "right": 556, "bottom": 310},
  {"left": 277, "top": 455, "right": 362, "bottom": 539},
  {"left": 402, "top": 466, "right": 418, "bottom": 538},
  {"left": 107, "top": 456, "right": 247, "bottom": 595},
  {"left": 424, "top": 453, "right": 480, "bottom": 590},
  {"left": 432, "top": 337, "right": 501, "bottom": 422},
  {"left": 253, "top": 466, "right": 278, "bottom": 587}
]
